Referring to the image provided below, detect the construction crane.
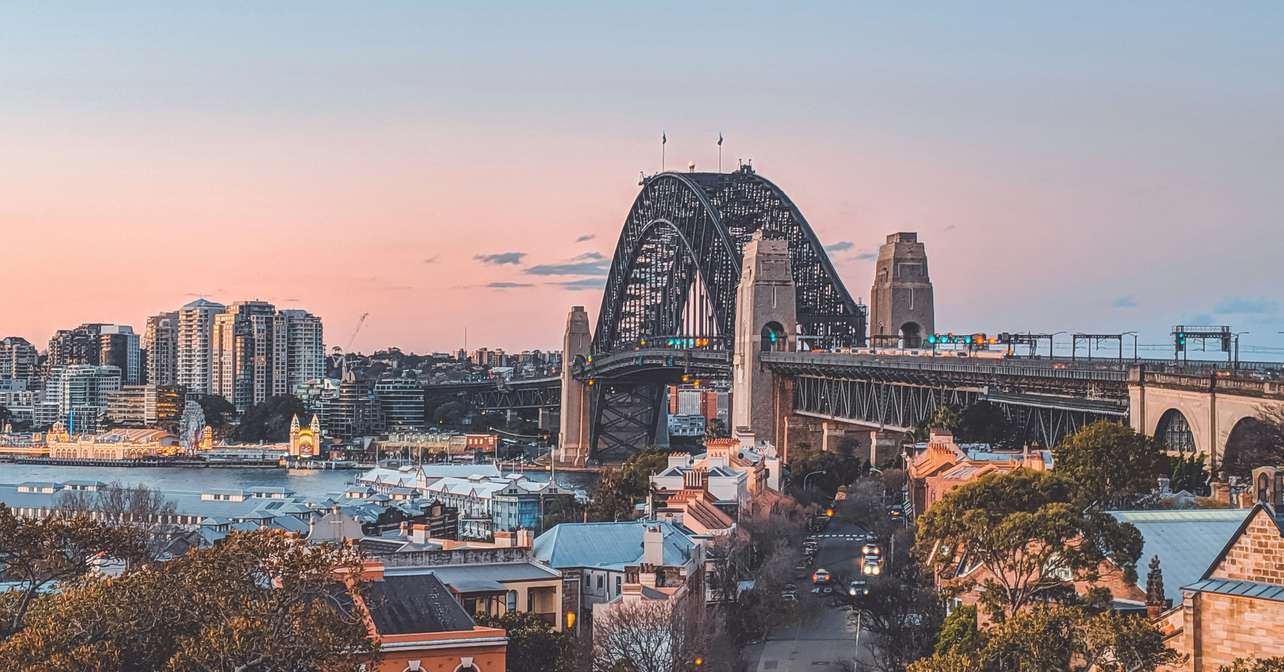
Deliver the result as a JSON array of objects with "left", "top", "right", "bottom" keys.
[{"left": 333, "top": 312, "right": 369, "bottom": 381}]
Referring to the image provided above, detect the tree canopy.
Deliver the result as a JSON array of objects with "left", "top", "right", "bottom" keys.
[
  {"left": 587, "top": 448, "right": 669, "bottom": 522},
  {"left": 915, "top": 469, "right": 1142, "bottom": 619},
  {"left": 1052, "top": 421, "right": 1166, "bottom": 507},
  {"left": 195, "top": 394, "right": 235, "bottom": 433},
  {"left": 233, "top": 394, "right": 308, "bottom": 443},
  {"left": 477, "top": 611, "right": 575, "bottom": 672},
  {"left": 0, "top": 528, "right": 375, "bottom": 671}
]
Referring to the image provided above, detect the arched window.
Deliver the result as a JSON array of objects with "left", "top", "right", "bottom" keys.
[{"left": 761, "top": 322, "right": 787, "bottom": 352}]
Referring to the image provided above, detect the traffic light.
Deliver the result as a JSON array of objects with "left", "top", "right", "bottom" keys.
[{"left": 1175, "top": 331, "right": 1187, "bottom": 352}]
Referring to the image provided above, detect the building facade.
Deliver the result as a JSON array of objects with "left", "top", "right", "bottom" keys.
[
  {"left": 374, "top": 377, "right": 427, "bottom": 430},
  {"left": 0, "top": 337, "right": 38, "bottom": 383},
  {"left": 144, "top": 311, "right": 180, "bottom": 387},
  {"left": 280, "top": 309, "right": 324, "bottom": 391},
  {"left": 177, "top": 299, "right": 226, "bottom": 395},
  {"left": 212, "top": 300, "right": 287, "bottom": 411},
  {"left": 44, "top": 365, "right": 122, "bottom": 434},
  {"left": 98, "top": 325, "right": 141, "bottom": 385}
]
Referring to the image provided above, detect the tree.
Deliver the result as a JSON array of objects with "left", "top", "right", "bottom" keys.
[
  {"left": 857, "top": 572, "right": 946, "bottom": 672},
  {"left": 0, "top": 506, "right": 146, "bottom": 638},
  {"left": 592, "top": 598, "right": 694, "bottom": 672},
  {"left": 0, "top": 529, "right": 376, "bottom": 671},
  {"left": 1145, "top": 556, "right": 1165, "bottom": 611},
  {"left": 587, "top": 449, "right": 669, "bottom": 522},
  {"left": 1077, "top": 609, "right": 1185, "bottom": 672},
  {"left": 915, "top": 469, "right": 1142, "bottom": 620},
  {"left": 1221, "top": 659, "right": 1284, "bottom": 672},
  {"left": 1053, "top": 421, "right": 1165, "bottom": 507},
  {"left": 934, "top": 604, "right": 983, "bottom": 657},
  {"left": 478, "top": 611, "right": 575, "bottom": 672},
  {"left": 195, "top": 394, "right": 235, "bottom": 433},
  {"left": 1161, "top": 451, "right": 1208, "bottom": 495},
  {"left": 956, "top": 401, "right": 1020, "bottom": 448},
  {"left": 55, "top": 482, "right": 179, "bottom": 560},
  {"left": 234, "top": 394, "right": 308, "bottom": 443}
]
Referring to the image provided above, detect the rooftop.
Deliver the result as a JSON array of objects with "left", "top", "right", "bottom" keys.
[
  {"left": 1109, "top": 508, "right": 1251, "bottom": 604},
  {"left": 533, "top": 520, "right": 695, "bottom": 571}
]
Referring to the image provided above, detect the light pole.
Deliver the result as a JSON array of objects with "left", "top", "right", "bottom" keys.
[
  {"left": 803, "top": 470, "right": 826, "bottom": 493},
  {"left": 1050, "top": 331, "right": 1066, "bottom": 360}
]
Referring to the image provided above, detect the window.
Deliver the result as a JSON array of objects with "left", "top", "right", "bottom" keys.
[
  {"left": 596, "top": 574, "right": 603, "bottom": 590},
  {"left": 615, "top": 576, "right": 622, "bottom": 594},
  {"left": 507, "top": 590, "right": 517, "bottom": 611}
]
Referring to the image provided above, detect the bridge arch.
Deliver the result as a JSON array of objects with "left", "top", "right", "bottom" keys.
[
  {"left": 592, "top": 166, "right": 866, "bottom": 356},
  {"left": 1154, "top": 407, "right": 1198, "bottom": 455},
  {"left": 1222, "top": 415, "right": 1278, "bottom": 478}
]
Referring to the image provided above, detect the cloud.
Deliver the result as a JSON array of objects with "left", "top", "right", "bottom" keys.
[
  {"left": 944, "top": 224, "right": 957, "bottom": 232},
  {"left": 575, "top": 234, "right": 595, "bottom": 243},
  {"left": 485, "top": 281, "right": 534, "bottom": 289},
  {"left": 474, "top": 252, "right": 526, "bottom": 266},
  {"left": 1214, "top": 297, "right": 1278, "bottom": 314},
  {"left": 549, "top": 278, "right": 607, "bottom": 291},
  {"left": 824, "top": 241, "right": 854, "bottom": 253},
  {"left": 423, "top": 255, "right": 439, "bottom": 264},
  {"left": 526, "top": 251, "right": 611, "bottom": 277},
  {"left": 852, "top": 250, "right": 877, "bottom": 261},
  {"left": 1112, "top": 295, "right": 1138, "bottom": 309}
]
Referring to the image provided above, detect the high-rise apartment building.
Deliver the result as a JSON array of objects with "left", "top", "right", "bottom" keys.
[
  {"left": 0, "top": 337, "right": 38, "bottom": 383},
  {"left": 98, "top": 325, "right": 141, "bottom": 385},
  {"left": 280, "top": 309, "right": 325, "bottom": 390},
  {"left": 212, "top": 300, "right": 287, "bottom": 412},
  {"left": 144, "top": 311, "right": 180, "bottom": 387},
  {"left": 177, "top": 299, "right": 225, "bottom": 395},
  {"left": 47, "top": 323, "right": 107, "bottom": 368}
]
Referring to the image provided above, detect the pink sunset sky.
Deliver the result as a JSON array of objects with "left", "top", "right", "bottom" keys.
[{"left": 2, "top": 4, "right": 1281, "bottom": 357}]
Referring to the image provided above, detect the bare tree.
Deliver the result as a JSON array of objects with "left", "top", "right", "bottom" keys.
[
  {"left": 56, "top": 482, "right": 179, "bottom": 560},
  {"left": 592, "top": 598, "right": 694, "bottom": 672}
]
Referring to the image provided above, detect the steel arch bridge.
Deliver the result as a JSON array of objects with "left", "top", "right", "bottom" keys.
[{"left": 579, "top": 165, "right": 867, "bottom": 461}]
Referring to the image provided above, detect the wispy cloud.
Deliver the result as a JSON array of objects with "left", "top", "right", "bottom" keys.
[
  {"left": 474, "top": 252, "right": 526, "bottom": 266},
  {"left": 944, "top": 224, "right": 957, "bottom": 232},
  {"left": 1112, "top": 295, "right": 1138, "bottom": 309},
  {"left": 423, "top": 255, "right": 440, "bottom": 264},
  {"left": 549, "top": 278, "right": 607, "bottom": 291},
  {"left": 526, "top": 251, "right": 611, "bottom": 277},
  {"left": 1214, "top": 297, "right": 1278, "bottom": 314},
  {"left": 486, "top": 281, "right": 534, "bottom": 289},
  {"left": 852, "top": 250, "right": 877, "bottom": 261},
  {"left": 825, "top": 241, "right": 854, "bottom": 253},
  {"left": 575, "top": 234, "right": 595, "bottom": 243}
]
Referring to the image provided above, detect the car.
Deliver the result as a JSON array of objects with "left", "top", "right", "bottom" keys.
[
  {"left": 862, "top": 558, "right": 883, "bottom": 577},
  {"left": 848, "top": 579, "right": 869, "bottom": 598},
  {"left": 887, "top": 506, "right": 904, "bottom": 519},
  {"left": 811, "top": 568, "right": 832, "bottom": 585},
  {"left": 861, "top": 543, "right": 882, "bottom": 557}
]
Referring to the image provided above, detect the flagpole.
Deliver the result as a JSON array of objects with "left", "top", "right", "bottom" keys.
[
  {"left": 661, "top": 131, "right": 667, "bottom": 172},
  {"left": 717, "top": 132, "right": 723, "bottom": 173}
]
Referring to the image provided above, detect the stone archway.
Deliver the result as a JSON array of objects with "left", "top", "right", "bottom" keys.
[
  {"left": 1222, "top": 415, "right": 1282, "bottom": 478},
  {"left": 900, "top": 321, "right": 923, "bottom": 349},
  {"left": 1155, "top": 408, "right": 1197, "bottom": 454}
]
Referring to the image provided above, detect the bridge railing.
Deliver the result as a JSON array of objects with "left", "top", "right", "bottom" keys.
[
  {"left": 759, "top": 352, "right": 1128, "bottom": 383},
  {"left": 1138, "top": 370, "right": 1284, "bottom": 398}
]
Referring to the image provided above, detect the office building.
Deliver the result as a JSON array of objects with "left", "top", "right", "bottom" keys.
[
  {"left": 144, "top": 311, "right": 180, "bottom": 387},
  {"left": 373, "top": 377, "right": 425, "bottom": 430},
  {"left": 0, "top": 337, "right": 38, "bottom": 383},
  {"left": 98, "top": 325, "right": 141, "bottom": 385},
  {"left": 44, "top": 365, "right": 122, "bottom": 434},
  {"left": 177, "top": 299, "right": 225, "bottom": 395},
  {"left": 106, "top": 385, "right": 183, "bottom": 429}
]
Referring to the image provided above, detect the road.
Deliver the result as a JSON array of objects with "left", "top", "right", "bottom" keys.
[{"left": 748, "top": 515, "right": 879, "bottom": 672}]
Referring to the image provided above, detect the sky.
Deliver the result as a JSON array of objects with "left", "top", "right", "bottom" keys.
[{"left": 2, "top": 2, "right": 1282, "bottom": 358}]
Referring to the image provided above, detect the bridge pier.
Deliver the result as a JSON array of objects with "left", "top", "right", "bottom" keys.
[
  {"left": 732, "top": 233, "right": 797, "bottom": 450},
  {"left": 558, "top": 306, "right": 591, "bottom": 466}
]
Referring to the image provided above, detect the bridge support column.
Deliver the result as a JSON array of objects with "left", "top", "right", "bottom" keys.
[
  {"left": 558, "top": 306, "right": 591, "bottom": 466},
  {"left": 732, "top": 232, "right": 797, "bottom": 448}
]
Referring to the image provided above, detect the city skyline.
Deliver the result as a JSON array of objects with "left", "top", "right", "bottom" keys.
[{"left": 3, "top": 3, "right": 1282, "bottom": 355}]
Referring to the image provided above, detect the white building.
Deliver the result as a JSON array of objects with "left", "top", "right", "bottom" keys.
[
  {"left": 44, "top": 365, "right": 122, "bottom": 433},
  {"left": 177, "top": 299, "right": 225, "bottom": 395},
  {"left": 281, "top": 309, "right": 325, "bottom": 391}
]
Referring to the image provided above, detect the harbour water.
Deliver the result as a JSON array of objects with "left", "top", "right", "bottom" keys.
[{"left": 0, "top": 463, "right": 599, "bottom": 500}]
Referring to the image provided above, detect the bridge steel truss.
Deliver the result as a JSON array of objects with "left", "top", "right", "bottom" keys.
[
  {"left": 584, "top": 166, "right": 868, "bottom": 461},
  {"left": 424, "top": 377, "right": 560, "bottom": 412},
  {"left": 766, "top": 352, "right": 1130, "bottom": 448}
]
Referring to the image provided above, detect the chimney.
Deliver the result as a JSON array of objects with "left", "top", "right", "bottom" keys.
[
  {"left": 516, "top": 528, "right": 534, "bottom": 549},
  {"left": 639, "top": 563, "right": 658, "bottom": 588},
  {"left": 1157, "top": 477, "right": 1171, "bottom": 496},
  {"left": 494, "top": 530, "right": 515, "bottom": 547},
  {"left": 409, "top": 523, "right": 428, "bottom": 545},
  {"left": 642, "top": 524, "right": 665, "bottom": 566}
]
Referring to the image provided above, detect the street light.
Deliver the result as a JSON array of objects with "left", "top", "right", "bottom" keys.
[
  {"left": 1233, "top": 332, "right": 1250, "bottom": 370},
  {"left": 803, "top": 470, "right": 826, "bottom": 492}
]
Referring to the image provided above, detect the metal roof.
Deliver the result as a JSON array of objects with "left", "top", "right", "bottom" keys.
[
  {"left": 1109, "top": 508, "right": 1250, "bottom": 604},
  {"left": 1183, "top": 578, "right": 1284, "bottom": 603},
  {"left": 532, "top": 521, "right": 695, "bottom": 571}
]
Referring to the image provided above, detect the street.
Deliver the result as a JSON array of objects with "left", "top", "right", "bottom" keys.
[{"left": 747, "top": 511, "right": 880, "bottom": 671}]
